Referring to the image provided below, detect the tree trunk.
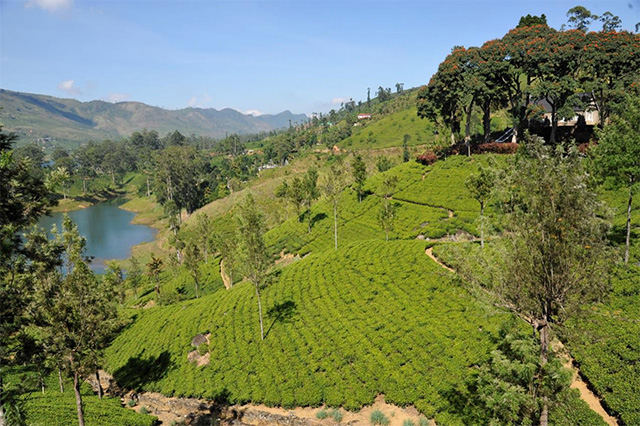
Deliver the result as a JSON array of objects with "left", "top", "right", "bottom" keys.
[
  {"left": 82, "top": 178, "right": 87, "bottom": 195},
  {"left": 73, "top": 371, "right": 85, "bottom": 426},
  {"left": 59, "top": 369, "right": 64, "bottom": 393},
  {"left": 0, "top": 374, "right": 5, "bottom": 426},
  {"left": 625, "top": 185, "right": 633, "bottom": 264},
  {"left": 146, "top": 176, "right": 151, "bottom": 197},
  {"left": 539, "top": 315, "right": 549, "bottom": 426},
  {"left": 95, "top": 370, "right": 103, "bottom": 399},
  {"left": 480, "top": 203, "right": 485, "bottom": 249},
  {"left": 256, "top": 285, "right": 264, "bottom": 340},
  {"left": 483, "top": 99, "right": 491, "bottom": 143},
  {"left": 334, "top": 202, "right": 338, "bottom": 250},
  {"left": 464, "top": 99, "right": 474, "bottom": 157},
  {"left": 550, "top": 103, "right": 558, "bottom": 145},
  {"left": 194, "top": 275, "right": 199, "bottom": 298}
]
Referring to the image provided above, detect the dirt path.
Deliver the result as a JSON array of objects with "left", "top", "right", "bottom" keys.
[
  {"left": 425, "top": 246, "right": 619, "bottom": 426},
  {"left": 425, "top": 247, "right": 455, "bottom": 273},
  {"left": 554, "top": 341, "right": 619, "bottom": 426},
  {"left": 220, "top": 259, "right": 232, "bottom": 290}
]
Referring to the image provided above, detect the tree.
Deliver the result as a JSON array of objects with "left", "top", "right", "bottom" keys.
[
  {"left": 183, "top": 242, "right": 203, "bottom": 298},
  {"left": 352, "top": 155, "right": 367, "bottom": 202},
  {"left": 593, "top": 94, "right": 640, "bottom": 264},
  {"left": 194, "top": 213, "right": 213, "bottom": 263},
  {"left": 466, "top": 164, "right": 496, "bottom": 248},
  {"left": 40, "top": 216, "right": 120, "bottom": 426},
  {"left": 47, "top": 166, "right": 71, "bottom": 200},
  {"left": 378, "top": 175, "right": 398, "bottom": 241},
  {"left": 275, "top": 180, "right": 290, "bottom": 220},
  {"left": 236, "top": 194, "right": 272, "bottom": 340},
  {"left": 322, "top": 162, "right": 345, "bottom": 250},
  {"left": 462, "top": 319, "right": 570, "bottom": 425},
  {"left": 517, "top": 13, "right": 548, "bottom": 28},
  {"left": 600, "top": 11, "right": 622, "bottom": 31},
  {"left": 376, "top": 156, "right": 393, "bottom": 173},
  {"left": 495, "top": 137, "right": 610, "bottom": 426},
  {"left": 303, "top": 168, "right": 320, "bottom": 233},
  {"left": 565, "top": 6, "right": 597, "bottom": 32},
  {"left": 395, "top": 83, "right": 404, "bottom": 93},
  {"left": 127, "top": 256, "right": 143, "bottom": 300},
  {"left": 146, "top": 255, "right": 164, "bottom": 296},
  {"left": 1, "top": 127, "right": 56, "bottom": 425},
  {"left": 104, "top": 262, "right": 125, "bottom": 306},
  {"left": 402, "top": 135, "right": 411, "bottom": 162}
]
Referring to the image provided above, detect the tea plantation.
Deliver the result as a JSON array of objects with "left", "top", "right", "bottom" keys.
[{"left": 11, "top": 370, "right": 156, "bottom": 426}]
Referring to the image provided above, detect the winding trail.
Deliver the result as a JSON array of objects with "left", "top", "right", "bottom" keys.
[
  {"left": 220, "top": 259, "right": 232, "bottom": 290},
  {"left": 425, "top": 245, "right": 619, "bottom": 426}
]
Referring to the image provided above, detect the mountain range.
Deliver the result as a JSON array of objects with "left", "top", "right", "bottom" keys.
[{"left": 0, "top": 89, "right": 308, "bottom": 146}]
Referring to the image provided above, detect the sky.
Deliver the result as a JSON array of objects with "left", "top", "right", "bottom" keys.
[{"left": 1, "top": 0, "right": 639, "bottom": 115}]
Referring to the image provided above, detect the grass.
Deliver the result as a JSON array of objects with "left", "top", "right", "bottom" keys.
[{"left": 339, "top": 108, "right": 435, "bottom": 150}]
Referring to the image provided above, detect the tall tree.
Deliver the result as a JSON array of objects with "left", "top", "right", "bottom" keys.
[
  {"left": 303, "top": 168, "right": 320, "bottom": 233},
  {"left": 0, "top": 127, "right": 56, "bottom": 425},
  {"left": 466, "top": 164, "right": 496, "bottom": 248},
  {"left": 495, "top": 137, "right": 610, "bottom": 426},
  {"left": 146, "top": 255, "right": 164, "bottom": 297},
  {"left": 351, "top": 155, "right": 367, "bottom": 202},
  {"left": 194, "top": 213, "right": 213, "bottom": 263},
  {"left": 565, "top": 5, "right": 597, "bottom": 32},
  {"left": 378, "top": 175, "right": 398, "bottom": 241},
  {"left": 41, "top": 216, "right": 120, "bottom": 426},
  {"left": 236, "top": 194, "right": 272, "bottom": 341},
  {"left": 322, "top": 162, "right": 345, "bottom": 250},
  {"left": 127, "top": 256, "right": 143, "bottom": 300},
  {"left": 517, "top": 13, "right": 548, "bottom": 28},
  {"left": 183, "top": 242, "right": 203, "bottom": 298},
  {"left": 593, "top": 94, "right": 640, "bottom": 264}
]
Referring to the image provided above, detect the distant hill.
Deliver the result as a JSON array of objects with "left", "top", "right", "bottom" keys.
[{"left": 0, "top": 89, "right": 308, "bottom": 146}]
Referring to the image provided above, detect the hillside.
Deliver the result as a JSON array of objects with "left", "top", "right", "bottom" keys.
[
  {"left": 0, "top": 89, "right": 307, "bottom": 146},
  {"left": 104, "top": 155, "right": 608, "bottom": 425}
]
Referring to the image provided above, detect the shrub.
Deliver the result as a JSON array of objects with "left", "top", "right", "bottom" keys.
[
  {"left": 126, "top": 399, "right": 137, "bottom": 407},
  {"left": 138, "top": 406, "right": 150, "bottom": 415},
  {"left": 419, "top": 418, "right": 429, "bottom": 426},
  {"left": 403, "top": 420, "right": 415, "bottom": 426},
  {"left": 370, "top": 410, "right": 390, "bottom": 426},
  {"left": 330, "top": 409, "right": 343, "bottom": 422},
  {"left": 416, "top": 151, "right": 438, "bottom": 165},
  {"left": 475, "top": 142, "right": 518, "bottom": 154},
  {"left": 316, "top": 409, "right": 328, "bottom": 419}
]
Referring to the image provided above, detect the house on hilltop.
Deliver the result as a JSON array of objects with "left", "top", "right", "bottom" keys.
[{"left": 535, "top": 95, "right": 600, "bottom": 127}]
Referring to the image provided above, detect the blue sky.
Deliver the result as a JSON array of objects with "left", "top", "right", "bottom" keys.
[{"left": 1, "top": 0, "right": 638, "bottom": 115}]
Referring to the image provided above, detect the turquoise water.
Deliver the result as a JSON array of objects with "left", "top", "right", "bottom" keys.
[{"left": 38, "top": 200, "right": 156, "bottom": 273}]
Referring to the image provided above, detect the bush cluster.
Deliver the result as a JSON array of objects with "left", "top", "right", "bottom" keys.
[{"left": 475, "top": 142, "right": 518, "bottom": 154}]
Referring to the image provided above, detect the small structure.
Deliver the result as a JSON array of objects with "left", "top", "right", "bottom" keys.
[
  {"left": 535, "top": 95, "right": 600, "bottom": 127},
  {"left": 357, "top": 113, "right": 372, "bottom": 120}
]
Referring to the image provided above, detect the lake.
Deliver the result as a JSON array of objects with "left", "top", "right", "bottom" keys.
[{"left": 38, "top": 200, "right": 157, "bottom": 273}]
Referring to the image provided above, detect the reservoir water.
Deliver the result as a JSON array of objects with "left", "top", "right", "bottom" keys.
[{"left": 38, "top": 200, "right": 157, "bottom": 273}]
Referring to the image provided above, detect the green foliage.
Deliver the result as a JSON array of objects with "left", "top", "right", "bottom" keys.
[
  {"left": 105, "top": 241, "right": 503, "bottom": 420},
  {"left": 370, "top": 410, "right": 389, "bottom": 426},
  {"left": 138, "top": 406, "right": 150, "bottom": 415},
  {"left": 402, "top": 420, "right": 415, "bottom": 426},
  {"left": 127, "top": 399, "right": 137, "bottom": 407},
  {"left": 351, "top": 155, "right": 367, "bottom": 202},
  {"left": 330, "top": 409, "right": 343, "bottom": 422},
  {"left": 316, "top": 409, "right": 328, "bottom": 419}
]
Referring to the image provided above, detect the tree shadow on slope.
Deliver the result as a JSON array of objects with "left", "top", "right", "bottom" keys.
[
  {"left": 264, "top": 300, "right": 297, "bottom": 339},
  {"left": 112, "top": 350, "right": 173, "bottom": 391}
]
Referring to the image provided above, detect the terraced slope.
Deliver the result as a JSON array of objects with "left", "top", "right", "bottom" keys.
[{"left": 105, "top": 240, "right": 503, "bottom": 423}]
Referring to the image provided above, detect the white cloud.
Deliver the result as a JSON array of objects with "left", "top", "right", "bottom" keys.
[
  {"left": 26, "top": 0, "right": 73, "bottom": 12},
  {"left": 331, "top": 97, "right": 347, "bottom": 105},
  {"left": 244, "top": 109, "right": 263, "bottom": 116},
  {"left": 105, "top": 93, "right": 131, "bottom": 103},
  {"left": 57, "top": 80, "right": 81, "bottom": 95},
  {"left": 187, "top": 93, "right": 211, "bottom": 108}
]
